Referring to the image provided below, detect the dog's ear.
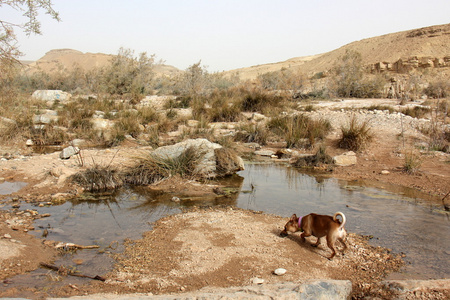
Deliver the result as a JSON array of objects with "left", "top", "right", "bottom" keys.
[{"left": 290, "top": 214, "right": 298, "bottom": 221}]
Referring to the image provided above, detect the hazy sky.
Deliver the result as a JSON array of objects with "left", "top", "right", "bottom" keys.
[{"left": 3, "top": 0, "right": 450, "bottom": 72}]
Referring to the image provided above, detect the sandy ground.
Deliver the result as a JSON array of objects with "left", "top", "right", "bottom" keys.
[{"left": 0, "top": 98, "right": 449, "bottom": 298}]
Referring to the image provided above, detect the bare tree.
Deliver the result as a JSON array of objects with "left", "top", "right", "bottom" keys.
[
  {"left": 1, "top": 0, "right": 59, "bottom": 96},
  {"left": 1, "top": 0, "right": 60, "bottom": 64}
]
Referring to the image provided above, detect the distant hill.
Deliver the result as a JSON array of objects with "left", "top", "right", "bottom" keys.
[
  {"left": 23, "top": 48, "right": 181, "bottom": 77},
  {"left": 228, "top": 23, "right": 450, "bottom": 80},
  {"left": 22, "top": 23, "right": 450, "bottom": 81}
]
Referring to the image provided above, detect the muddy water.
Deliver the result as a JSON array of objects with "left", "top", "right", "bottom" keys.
[{"left": 1, "top": 163, "right": 449, "bottom": 290}]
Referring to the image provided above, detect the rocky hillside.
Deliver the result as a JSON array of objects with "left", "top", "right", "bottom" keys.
[
  {"left": 23, "top": 48, "right": 181, "bottom": 77},
  {"left": 229, "top": 23, "right": 450, "bottom": 79},
  {"left": 22, "top": 23, "right": 450, "bottom": 80}
]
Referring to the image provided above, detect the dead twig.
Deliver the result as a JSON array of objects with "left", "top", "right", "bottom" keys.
[
  {"left": 55, "top": 242, "right": 100, "bottom": 250},
  {"left": 40, "top": 263, "right": 106, "bottom": 281}
]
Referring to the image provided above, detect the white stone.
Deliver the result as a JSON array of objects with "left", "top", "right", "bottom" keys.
[
  {"left": 251, "top": 277, "right": 264, "bottom": 285},
  {"left": 32, "top": 90, "right": 71, "bottom": 102},
  {"left": 274, "top": 268, "right": 287, "bottom": 276}
]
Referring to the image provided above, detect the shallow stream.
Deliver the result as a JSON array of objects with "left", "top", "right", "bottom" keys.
[{"left": 0, "top": 163, "right": 449, "bottom": 290}]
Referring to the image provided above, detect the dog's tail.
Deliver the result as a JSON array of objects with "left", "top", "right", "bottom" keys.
[{"left": 333, "top": 212, "right": 346, "bottom": 231}]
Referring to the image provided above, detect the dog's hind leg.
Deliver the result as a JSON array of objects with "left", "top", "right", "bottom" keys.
[
  {"left": 338, "top": 237, "right": 347, "bottom": 254},
  {"left": 326, "top": 238, "right": 337, "bottom": 260}
]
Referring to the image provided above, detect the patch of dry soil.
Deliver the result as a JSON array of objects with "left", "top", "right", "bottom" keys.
[
  {"left": 78, "top": 208, "right": 401, "bottom": 298},
  {"left": 0, "top": 210, "right": 57, "bottom": 282}
]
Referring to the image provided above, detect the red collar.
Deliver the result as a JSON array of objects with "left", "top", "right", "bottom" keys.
[{"left": 298, "top": 216, "right": 302, "bottom": 229}]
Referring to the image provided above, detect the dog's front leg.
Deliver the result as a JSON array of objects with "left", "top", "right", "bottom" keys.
[
  {"left": 312, "top": 237, "right": 321, "bottom": 247},
  {"left": 300, "top": 232, "right": 311, "bottom": 243}
]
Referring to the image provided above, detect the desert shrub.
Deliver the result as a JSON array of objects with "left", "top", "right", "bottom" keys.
[
  {"left": 257, "top": 68, "right": 305, "bottom": 94},
  {"left": 207, "top": 93, "right": 241, "bottom": 122},
  {"left": 235, "top": 122, "right": 269, "bottom": 145},
  {"left": 294, "top": 88, "right": 330, "bottom": 100},
  {"left": 163, "top": 96, "right": 191, "bottom": 109},
  {"left": 214, "top": 135, "right": 236, "bottom": 149},
  {"left": 124, "top": 146, "right": 205, "bottom": 185},
  {"left": 419, "top": 118, "right": 450, "bottom": 152},
  {"left": 110, "top": 111, "right": 142, "bottom": 142},
  {"left": 332, "top": 50, "right": 385, "bottom": 98},
  {"left": 27, "top": 126, "right": 68, "bottom": 146},
  {"left": 424, "top": 79, "right": 449, "bottom": 99},
  {"left": 238, "top": 88, "right": 284, "bottom": 113},
  {"left": 71, "top": 166, "right": 123, "bottom": 191},
  {"left": 138, "top": 106, "right": 159, "bottom": 124},
  {"left": 403, "top": 150, "right": 422, "bottom": 174},
  {"left": 268, "top": 114, "right": 331, "bottom": 148},
  {"left": 302, "top": 104, "right": 316, "bottom": 112},
  {"left": 401, "top": 106, "right": 430, "bottom": 119},
  {"left": 101, "top": 48, "right": 155, "bottom": 97},
  {"left": 366, "top": 105, "right": 395, "bottom": 114},
  {"left": 291, "top": 145, "right": 334, "bottom": 168},
  {"left": 338, "top": 115, "right": 373, "bottom": 151}
]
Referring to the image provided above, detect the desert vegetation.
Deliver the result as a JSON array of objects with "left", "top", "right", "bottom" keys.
[{"left": 1, "top": 9, "right": 449, "bottom": 187}]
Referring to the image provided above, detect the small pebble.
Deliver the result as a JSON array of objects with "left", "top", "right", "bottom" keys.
[
  {"left": 251, "top": 277, "right": 264, "bottom": 285},
  {"left": 274, "top": 268, "right": 287, "bottom": 276}
]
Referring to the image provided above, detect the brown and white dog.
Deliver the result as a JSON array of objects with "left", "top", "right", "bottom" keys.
[{"left": 280, "top": 212, "right": 347, "bottom": 259}]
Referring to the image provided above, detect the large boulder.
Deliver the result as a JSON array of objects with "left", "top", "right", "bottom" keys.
[
  {"left": 32, "top": 90, "right": 71, "bottom": 102},
  {"left": 152, "top": 138, "right": 244, "bottom": 178}
]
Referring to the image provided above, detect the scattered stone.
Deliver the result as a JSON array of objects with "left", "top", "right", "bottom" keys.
[
  {"left": 25, "top": 139, "right": 34, "bottom": 146},
  {"left": 273, "top": 268, "right": 287, "bottom": 276},
  {"left": 3, "top": 234, "right": 12, "bottom": 239},
  {"left": 333, "top": 151, "right": 357, "bottom": 166},
  {"left": 171, "top": 197, "right": 180, "bottom": 203},
  {"left": 381, "top": 279, "right": 450, "bottom": 299},
  {"left": 60, "top": 146, "right": 80, "bottom": 159},
  {"left": 251, "top": 277, "right": 264, "bottom": 285},
  {"left": 381, "top": 170, "right": 390, "bottom": 175},
  {"left": 255, "top": 149, "right": 276, "bottom": 157}
]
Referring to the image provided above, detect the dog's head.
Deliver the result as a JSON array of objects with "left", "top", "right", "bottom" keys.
[{"left": 280, "top": 214, "right": 301, "bottom": 237}]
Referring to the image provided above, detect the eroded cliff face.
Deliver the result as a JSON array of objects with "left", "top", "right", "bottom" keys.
[
  {"left": 372, "top": 56, "right": 450, "bottom": 73},
  {"left": 371, "top": 25, "right": 450, "bottom": 74}
]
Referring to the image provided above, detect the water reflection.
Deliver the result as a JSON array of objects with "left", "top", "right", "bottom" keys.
[
  {"left": 235, "top": 164, "right": 450, "bottom": 279},
  {"left": 0, "top": 181, "right": 27, "bottom": 195},
  {"left": 3, "top": 163, "right": 449, "bottom": 291}
]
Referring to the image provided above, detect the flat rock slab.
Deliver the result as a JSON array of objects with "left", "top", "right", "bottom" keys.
[{"left": 48, "top": 280, "right": 352, "bottom": 299}]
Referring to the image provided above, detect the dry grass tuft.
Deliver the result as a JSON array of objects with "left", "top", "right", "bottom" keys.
[
  {"left": 71, "top": 166, "right": 123, "bottom": 192},
  {"left": 338, "top": 115, "right": 373, "bottom": 151}
]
